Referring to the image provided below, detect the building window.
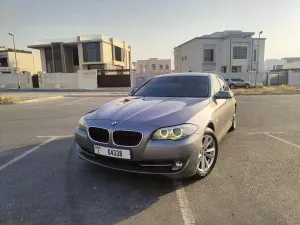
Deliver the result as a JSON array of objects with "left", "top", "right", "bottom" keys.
[
  {"left": 182, "top": 56, "right": 184, "bottom": 61},
  {"left": 152, "top": 64, "right": 156, "bottom": 69},
  {"left": 139, "top": 65, "right": 143, "bottom": 71},
  {"left": 0, "top": 58, "right": 8, "bottom": 67},
  {"left": 83, "top": 42, "right": 100, "bottom": 62},
  {"left": 204, "top": 49, "right": 214, "bottom": 62},
  {"left": 233, "top": 46, "right": 247, "bottom": 59},
  {"left": 232, "top": 66, "right": 242, "bottom": 73},
  {"left": 53, "top": 43, "right": 63, "bottom": 72},
  {"left": 165, "top": 64, "right": 169, "bottom": 70},
  {"left": 145, "top": 65, "right": 148, "bottom": 70},
  {"left": 159, "top": 64, "right": 163, "bottom": 69},
  {"left": 221, "top": 66, "right": 227, "bottom": 73},
  {"left": 114, "top": 46, "right": 123, "bottom": 62},
  {"left": 185, "top": 56, "right": 187, "bottom": 60},
  {"left": 73, "top": 47, "right": 79, "bottom": 66},
  {"left": 253, "top": 49, "right": 257, "bottom": 61},
  {"left": 44, "top": 47, "right": 53, "bottom": 73}
]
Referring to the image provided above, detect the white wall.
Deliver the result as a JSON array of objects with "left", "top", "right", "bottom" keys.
[
  {"left": 40, "top": 48, "right": 47, "bottom": 73},
  {"left": 175, "top": 38, "right": 203, "bottom": 72},
  {"left": 252, "top": 39, "right": 265, "bottom": 73},
  {"left": 283, "top": 61, "right": 300, "bottom": 70},
  {"left": 0, "top": 72, "right": 32, "bottom": 88},
  {"left": 77, "top": 70, "right": 98, "bottom": 89},
  {"left": 40, "top": 73, "right": 78, "bottom": 88},
  {"left": 288, "top": 71, "right": 300, "bottom": 86}
]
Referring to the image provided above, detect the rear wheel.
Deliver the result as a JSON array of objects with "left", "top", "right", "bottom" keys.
[
  {"left": 229, "top": 84, "right": 235, "bottom": 89},
  {"left": 245, "top": 83, "right": 250, "bottom": 89},
  {"left": 194, "top": 128, "right": 218, "bottom": 179}
]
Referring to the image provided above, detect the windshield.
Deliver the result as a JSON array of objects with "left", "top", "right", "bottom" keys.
[{"left": 133, "top": 76, "right": 210, "bottom": 97}]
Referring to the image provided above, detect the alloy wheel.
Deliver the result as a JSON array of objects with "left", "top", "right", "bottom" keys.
[{"left": 198, "top": 135, "right": 216, "bottom": 172}]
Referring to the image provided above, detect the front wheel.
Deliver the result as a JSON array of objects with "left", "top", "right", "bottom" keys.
[
  {"left": 194, "top": 128, "right": 218, "bottom": 179},
  {"left": 245, "top": 83, "right": 250, "bottom": 89},
  {"left": 229, "top": 84, "right": 235, "bottom": 89}
]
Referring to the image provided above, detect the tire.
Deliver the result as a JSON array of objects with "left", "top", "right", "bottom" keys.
[
  {"left": 229, "top": 84, "right": 235, "bottom": 89},
  {"left": 194, "top": 128, "right": 218, "bottom": 179},
  {"left": 245, "top": 83, "right": 250, "bottom": 89},
  {"left": 229, "top": 110, "right": 236, "bottom": 132}
]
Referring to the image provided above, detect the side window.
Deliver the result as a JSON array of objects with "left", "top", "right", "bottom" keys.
[
  {"left": 217, "top": 76, "right": 229, "bottom": 91},
  {"left": 212, "top": 76, "right": 222, "bottom": 94}
]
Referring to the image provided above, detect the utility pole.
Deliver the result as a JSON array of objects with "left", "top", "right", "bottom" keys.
[
  {"left": 8, "top": 33, "right": 20, "bottom": 89},
  {"left": 255, "top": 31, "right": 263, "bottom": 87}
]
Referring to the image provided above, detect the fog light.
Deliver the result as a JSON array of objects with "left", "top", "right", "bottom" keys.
[{"left": 172, "top": 161, "right": 183, "bottom": 171}]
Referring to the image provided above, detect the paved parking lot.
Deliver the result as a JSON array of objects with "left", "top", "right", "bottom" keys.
[{"left": 0, "top": 95, "right": 300, "bottom": 225}]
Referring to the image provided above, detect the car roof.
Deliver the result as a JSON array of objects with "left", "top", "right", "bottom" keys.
[{"left": 155, "top": 72, "right": 216, "bottom": 78}]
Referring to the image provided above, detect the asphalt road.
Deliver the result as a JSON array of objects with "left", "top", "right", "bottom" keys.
[{"left": 0, "top": 95, "right": 300, "bottom": 225}]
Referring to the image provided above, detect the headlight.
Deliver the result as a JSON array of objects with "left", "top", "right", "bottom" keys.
[
  {"left": 78, "top": 117, "right": 87, "bottom": 130},
  {"left": 152, "top": 124, "right": 198, "bottom": 141}
]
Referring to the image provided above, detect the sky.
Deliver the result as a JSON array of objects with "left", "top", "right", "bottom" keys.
[{"left": 1, "top": 0, "right": 300, "bottom": 62}]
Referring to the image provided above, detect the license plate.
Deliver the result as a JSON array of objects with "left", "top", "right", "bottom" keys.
[{"left": 94, "top": 145, "right": 131, "bottom": 159}]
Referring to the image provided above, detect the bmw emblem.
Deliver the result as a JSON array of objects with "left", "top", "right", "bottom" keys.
[{"left": 111, "top": 121, "right": 117, "bottom": 126}]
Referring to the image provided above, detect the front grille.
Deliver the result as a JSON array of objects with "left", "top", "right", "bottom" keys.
[
  {"left": 113, "top": 130, "right": 142, "bottom": 146},
  {"left": 88, "top": 127, "right": 109, "bottom": 143}
]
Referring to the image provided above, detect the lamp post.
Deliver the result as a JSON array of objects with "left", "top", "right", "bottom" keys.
[
  {"left": 255, "top": 31, "right": 263, "bottom": 87},
  {"left": 8, "top": 33, "right": 20, "bottom": 89}
]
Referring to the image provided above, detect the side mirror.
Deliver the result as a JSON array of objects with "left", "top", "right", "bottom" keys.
[
  {"left": 215, "top": 90, "right": 232, "bottom": 99},
  {"left": 129, "top": 88, "right": 138, "bottom": 96}
]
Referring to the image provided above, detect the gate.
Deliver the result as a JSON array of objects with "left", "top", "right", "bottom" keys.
[
  {"left": 32, "top": 74, "right": 39, "bottom": 88},
  {"left": 97, "top": 69, "right": 131, "bottom": 87},
  {"left": 269, "top": 72, "right": 288, "bottom": 85}
]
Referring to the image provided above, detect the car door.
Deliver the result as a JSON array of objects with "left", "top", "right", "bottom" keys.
[
  {"left": 236, "top": 79, "right": 243, "bottom": 87},
  {"left": 211, "top": 76, "right": 229, "bottom": 140},
  {"left": 216, "top": 76, "right": 235, "bottom": 133},
  {"left": 240, "top": 79, "right": 246, "bottom": 86}
]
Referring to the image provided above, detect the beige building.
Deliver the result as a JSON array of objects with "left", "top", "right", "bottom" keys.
[
  {"left": 0, "top": 48, "right": 41, "bottom": 74},
  {"left": 134, "top": 58, "right": 171, "bottom": 72},
  {"left": 28, "top": 34, "right": 131, "bottom": 73}
]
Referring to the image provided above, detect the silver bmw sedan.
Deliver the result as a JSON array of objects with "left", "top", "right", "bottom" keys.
[{"left": 75, "top": 73, "right": 236, "bottom": 179}]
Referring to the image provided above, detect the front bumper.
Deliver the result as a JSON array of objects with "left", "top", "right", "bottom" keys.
[{"left": 75, "top": 122, "right": 203, "bottom": 179}]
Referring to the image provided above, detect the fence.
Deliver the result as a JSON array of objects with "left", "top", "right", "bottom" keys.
[
  {"left": 217, "top": 72, "right": 264, "bottom": 84},
  {"left": 97, "top": 69, "right": 131, "bottom": 87}
]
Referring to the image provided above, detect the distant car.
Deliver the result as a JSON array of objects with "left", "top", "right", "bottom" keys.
[
  {"left": 225, "top": 78, "right": 250, "bottom": 89},
  {"left": 75, "top": 73, "right": 236, "bottom": 179}
]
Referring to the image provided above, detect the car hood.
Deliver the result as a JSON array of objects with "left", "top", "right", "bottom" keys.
[{"left": 86, "top": 96, "right": 210, "bottom": 127}]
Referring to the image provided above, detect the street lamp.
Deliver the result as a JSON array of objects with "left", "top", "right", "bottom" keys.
[
  {"left": 8, "top": 33, "right": 20, "bottom": 89},
  {"left": 255, "top": 31, "right": 263, "bottom": 87}
]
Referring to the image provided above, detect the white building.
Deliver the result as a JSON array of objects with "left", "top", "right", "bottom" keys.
[
  {"left": 174, "top": 30, "right": 266, "bottom": 74},
  {"left": 28, "top": 34, "right": 131, "bottom": 73},
  {"left": 134, "top": 58, "right": 171, "bottom": 72},
  {"left": 265, "top": 57, "right": 300, "bottom": 71}
]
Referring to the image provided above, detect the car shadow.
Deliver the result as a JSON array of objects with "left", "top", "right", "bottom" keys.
[
  {"left": 64, "top": 138, "right": 176, "bottom": 224},
  {"left": 0, "top": 137, "right": 176, "bottom": 225}
]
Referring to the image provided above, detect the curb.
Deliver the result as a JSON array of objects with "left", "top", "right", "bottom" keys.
[{"left": 20, "top": 96, "right": 64, "bottom": 104}]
